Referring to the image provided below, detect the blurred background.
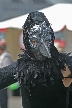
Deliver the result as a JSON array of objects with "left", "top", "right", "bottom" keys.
[{"left": 0, "top": 0, "right": 72, "bottom": 108}]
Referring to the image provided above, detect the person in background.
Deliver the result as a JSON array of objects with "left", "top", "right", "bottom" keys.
[{"left": 0, "top": 40, "right": 13, "bottom": 108}]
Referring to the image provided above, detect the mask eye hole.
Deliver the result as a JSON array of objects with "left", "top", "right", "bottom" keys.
[
  {"left": 31, "top": 39, "right": 38, "bottom": 46},
  {"left": 45, "top": 40, "right": 50, "bottom": 44}
]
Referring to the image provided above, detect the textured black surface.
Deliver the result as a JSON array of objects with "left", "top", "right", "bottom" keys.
[
  {"left": 21, "top": 11, "right": 72, "bottom": 108},
  {"left": 23, "top": 11, "right": 55, "bottom": 59},
  {"left": 0, "top": 61, "right": 18, "bottom": 90},
  {"left": 19, "top": 51, "right": 72, "bottom": 108},
  {"left": 0, "top": 11, "right": 72, "bottom": 108},
  {"left": 0, "top": 50, "right": 71, "bottom": 108}
]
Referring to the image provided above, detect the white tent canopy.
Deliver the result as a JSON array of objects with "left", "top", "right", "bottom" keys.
[
  {"left": 41, "top": 3, "right": 72, "bottom": 31},
  {"left": 0, "top": 3, "right": 72, "bottom": 32}
]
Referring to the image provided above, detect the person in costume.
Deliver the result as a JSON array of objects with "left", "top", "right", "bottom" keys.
[{"left": 0, "top": 11, "right": 72, "bottom": 108}]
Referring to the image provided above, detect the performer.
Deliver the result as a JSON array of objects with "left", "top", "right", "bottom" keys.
[{"left": 0, "top": 11, "right": 72, "bottom": 108}]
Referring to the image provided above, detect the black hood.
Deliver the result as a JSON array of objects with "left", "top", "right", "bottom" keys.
[{"left": 23, "top": 11, "right": 55, "bottom": 59}]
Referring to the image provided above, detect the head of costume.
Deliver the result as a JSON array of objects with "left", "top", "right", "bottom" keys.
[{"left": 23, "top": 11, "right": 55, "bottom": 61}]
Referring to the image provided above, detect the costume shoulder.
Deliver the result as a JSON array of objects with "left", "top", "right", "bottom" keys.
[{"left": 66, "top": 53, "right": 72, "bottom": 72}]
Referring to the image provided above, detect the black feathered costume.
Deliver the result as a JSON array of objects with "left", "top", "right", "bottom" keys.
[{"left": 0, "top": 11, "right": 72, "bottom": 108}]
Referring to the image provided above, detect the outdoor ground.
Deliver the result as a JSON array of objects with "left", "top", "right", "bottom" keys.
[{"left": 8, "top": 96, "right": 22, "bottom": 108}]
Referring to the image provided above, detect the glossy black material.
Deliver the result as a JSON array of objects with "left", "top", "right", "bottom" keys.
[
  {"left": 0, "top": 11, "right": 72, "bottom": 108},
  {"left": 0, "top": 61, "right": 18, "bottom": 90}
]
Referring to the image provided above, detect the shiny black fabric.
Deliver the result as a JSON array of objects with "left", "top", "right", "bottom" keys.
[
  {"left": 0, "top": 49, "right": 71, "bottom": 108},
  {"left": 0, "top": 11, "right": 72, "bottom": 108},
  {"left": 65, "top": 53, "right": 72, "bottom": 108},
  {"left": 23, "top": 11, "right": 55, "bottom": 59},
  {"left": 21, "top": 80, "right": 69, "bottom": 108},
  {"left": 0, "top": 61, "right": 18, "bottom": 90},
  {"left": 19, "top": 52, "right": 71, "bottom": 108},
  {"left": 17, "top": 49, "right": 65, "bottom": 86},
  {"left": 68, "top": 84, "right": 72, "bottom": 108}
]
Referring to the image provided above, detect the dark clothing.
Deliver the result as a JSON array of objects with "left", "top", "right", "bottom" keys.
[
  {"left": 68, "top": 84, "right": 72, "bottom": 108},
  {"left": 0, "top": 52, "right": 71, "bottom": 108},
  {"left": 0, "top": 89, "right": 8, "bottom": 108},
  {"left": 21, "top": 79, "right": 69, "bottom": 108}
]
